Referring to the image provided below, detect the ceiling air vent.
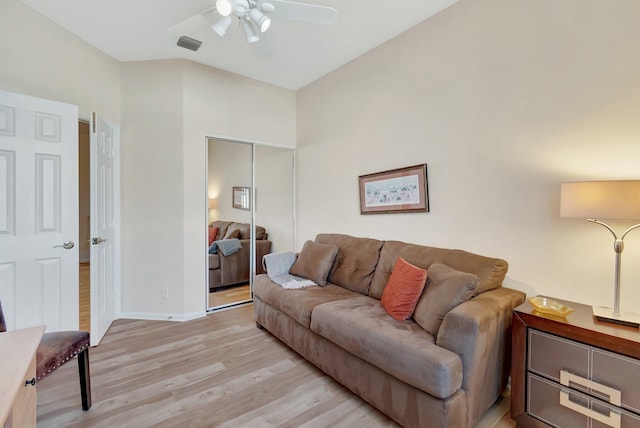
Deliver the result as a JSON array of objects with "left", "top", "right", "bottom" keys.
[{"left": 177, "top": 36, "right": 202, "bottom": 52}]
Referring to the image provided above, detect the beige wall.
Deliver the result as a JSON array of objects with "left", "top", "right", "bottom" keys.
[
  {"left": 296, "top": 0, "right": 640, "bottom": 313},
  {"left": 120, "top": 60, "right": 185, "bottom": 316},
  {"left": 121, "top": 60, "right": 295, "bottom": 317},
  {"left": 0, "top": 0, "right": 120, "bottom": 122}
]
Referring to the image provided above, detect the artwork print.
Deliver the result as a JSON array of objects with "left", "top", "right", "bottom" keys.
[{"left": 359, "top": 164, "right": 428, "bottom": 214}]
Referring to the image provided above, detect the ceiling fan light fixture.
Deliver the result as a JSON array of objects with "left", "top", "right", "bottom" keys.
[
  {"left": 232, "top": 0, "right": 250, "bottom": 18},
  {"left": 259, "top": 2, "right": 275, "bottom": 13},
  {"left": 241, "top": 18, "right": 260, "bottom": 43},
  {"left": 212, "top": 16, "right": 232, "bottom": 36},
  {"left": 216, "top": 0, "right": 232, "bottom": 17},
  {"left": 249, "top": 8, "right": 271, "bottom": 32}
]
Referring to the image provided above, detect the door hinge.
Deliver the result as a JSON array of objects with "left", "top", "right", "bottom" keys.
[{"left": 92, "top": 112, "right": 96, "bottom": 133}]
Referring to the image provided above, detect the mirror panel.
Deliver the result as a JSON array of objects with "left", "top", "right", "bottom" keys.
[
  {"left": 206, "top": 138, "right": 295, "bottom": 311},
  {"left": 207, "top": 138, "right": 252, "bottom": 310},
  {"left": 254, "top": 145, "right": 295, "bottom": 255}
]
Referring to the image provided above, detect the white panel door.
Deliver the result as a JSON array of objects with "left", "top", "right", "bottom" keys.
[
  {"left": 89, "top": 113, "right": 118, "bottom": 345},
  {"left": 0, "top": 89, "right": 79, "bottom": 331}
]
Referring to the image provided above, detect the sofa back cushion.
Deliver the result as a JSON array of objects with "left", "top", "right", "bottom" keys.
[
  {"left": 289, "top": 240, "right": 339, "bottom": 286},
  {"left": 413, "top": 263, "right": 479, "bottom": 336},
  {"left": 369, "top": 240, "right": 508, "bottom": 299},
  {"left": 209, "top": 221, "right": 233, "bottom": 240},
  {"left": 315, "top": 234, "right": 384, "bottom": 294},
  {"left": 254, "top": 225, "right": 267, "bottom": 240},
  {"left": 210, "top": 221, "right": 267, "bottom": 240}
]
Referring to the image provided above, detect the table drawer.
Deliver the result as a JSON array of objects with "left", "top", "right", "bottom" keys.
[
  {"left": 529, "top": 330, "right": 590, "bottom": 387},
  {"left": 528, "top": 374, "right": 640, "bottom": 428},
  {"left": 529, "top": 329, "right": 640, "bottom": 413},
  {"left": 593, "top": 349, "right": 640, "bottom": 414}
]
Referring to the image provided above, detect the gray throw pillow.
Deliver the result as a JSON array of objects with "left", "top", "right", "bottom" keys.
[
  {"left": 289, "top": 240, "right": 339, "bottom": 286},
  {"left": 413, "top": 263, "right": 479, "bottom": 336}
]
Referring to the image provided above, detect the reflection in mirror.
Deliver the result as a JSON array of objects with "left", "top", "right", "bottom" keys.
[
  {"left": 207, "top": 139, "right": 252, "bottom": 310},
  {"left": 206, "top": 138, "right": 295, "bottom": 311}
]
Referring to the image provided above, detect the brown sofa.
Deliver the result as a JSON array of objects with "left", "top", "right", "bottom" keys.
[
  {"left": 254, "top": 233, "right": 525, "bottom": 428},
  {"left": 208, "top": 221, "right": 272, "bottom": 291}
]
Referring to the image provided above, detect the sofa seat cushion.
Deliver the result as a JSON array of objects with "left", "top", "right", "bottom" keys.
[
  {"left": 310, "top": 295, "right": 463, "bottom": 399},
  {"left": 253, "top": 274, "right": 360, "bottom": 328}
]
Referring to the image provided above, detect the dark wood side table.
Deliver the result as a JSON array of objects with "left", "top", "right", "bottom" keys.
[{"left": 511, "top": 297, "right": 640, "bottom": 428}]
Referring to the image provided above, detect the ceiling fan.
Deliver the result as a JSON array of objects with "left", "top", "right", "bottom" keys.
[{"left": 168, "top": 0, "right": 339, "bottom": 47}]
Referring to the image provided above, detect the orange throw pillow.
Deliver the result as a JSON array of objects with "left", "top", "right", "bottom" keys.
[
  {"left": 381, "top": 257, "right": 428, "bottom": 320},
  {"left": 208, "top": 227, "right": 219, "bottom": 246}
]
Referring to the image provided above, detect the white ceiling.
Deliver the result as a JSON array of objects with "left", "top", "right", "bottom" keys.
[{"left": 19, "top": 0, "right": 458, "bottom": 91}]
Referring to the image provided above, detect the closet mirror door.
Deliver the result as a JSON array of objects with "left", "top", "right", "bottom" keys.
[
  {"left": 207, "top": 138, "right": 253, "bottom": 310},
  {"left": 253, "top": 145, "right": 295, "bottom": 295}
]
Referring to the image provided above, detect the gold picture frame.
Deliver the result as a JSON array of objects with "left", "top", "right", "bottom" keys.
[
  {"left": 359, "top": 164, "right": 429, "bottom": 214},
  {"left": 232, "top": 186, "right": 250, "bottom": 210}
]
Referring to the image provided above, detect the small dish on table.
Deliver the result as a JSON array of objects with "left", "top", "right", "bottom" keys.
[{"left": 528, "top": 296, "right": 574, "bottom": 317}]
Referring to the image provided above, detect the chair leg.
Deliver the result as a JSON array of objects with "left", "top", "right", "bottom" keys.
[{"left": 77, "top": 348, "right": 92, "bottom": 410}]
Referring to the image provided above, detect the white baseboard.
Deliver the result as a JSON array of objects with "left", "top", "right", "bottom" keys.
[{"left": 117, "top": 311, "right": 207, "bottom": 322}]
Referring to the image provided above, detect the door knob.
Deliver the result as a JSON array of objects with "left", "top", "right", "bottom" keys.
[
  {"left": 54, "top": 241, "right": 75, "bottom": 249},
  {"left": 91, "top": 237, "right": 107, "bottom": 245}
]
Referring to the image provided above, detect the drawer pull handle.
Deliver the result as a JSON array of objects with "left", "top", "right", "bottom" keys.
[
  {"left": 560, "top": 370, "right": 621, "bottom": 406},
  {"left": 560, "top": 390, "right": 621, "bottom": 428}
]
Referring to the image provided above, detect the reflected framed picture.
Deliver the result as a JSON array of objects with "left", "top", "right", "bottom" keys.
[
  {"left": 359, "top": 164, "right": 429, "bottom": 214},
  {"left": 232, "top": 186, "right": 251, "bottom": 210}
]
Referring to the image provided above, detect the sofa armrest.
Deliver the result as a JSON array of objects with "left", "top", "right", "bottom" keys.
[
  {"left": 217, "top": 239, "right": 273, "bottom": 285},
  {"left": 436, "top": 287, "right": 525, "bottom": 426},
  {"left": 255, "top": 240, "right": 272, "bottom": 275},
  {"left": 218, "top": 240, "right": 251, "bottom": 285}
]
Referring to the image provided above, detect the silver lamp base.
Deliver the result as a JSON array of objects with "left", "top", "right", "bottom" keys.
[{"left": 593, "top": 306, "right": 640, "bottom": 328}]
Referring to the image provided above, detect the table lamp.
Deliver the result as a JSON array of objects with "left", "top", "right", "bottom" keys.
[{"left": 560, "top": 180, "right": 640, "bottom": 327}]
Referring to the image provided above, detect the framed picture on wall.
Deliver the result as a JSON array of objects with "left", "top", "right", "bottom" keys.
[
  {"left": 232, "top": 186, "right": 251, "bottom": 210},
  {"left": 359, "top": 164, "right": 429, "bottom": 214}
]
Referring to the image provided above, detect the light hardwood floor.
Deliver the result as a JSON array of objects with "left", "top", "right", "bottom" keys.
[
  {"left": 80, "top": 262, "right": 90, "bottom": 332},
  {"left": 208, "top": 284, "right": 251, "bottom": 309},
  {"left": 37, "top": 304, "right": 515, "bottom": 427}
]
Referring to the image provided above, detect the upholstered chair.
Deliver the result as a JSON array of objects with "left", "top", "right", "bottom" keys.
[{"left": 0, "top": 300, "right": 92, "bottom": 410}]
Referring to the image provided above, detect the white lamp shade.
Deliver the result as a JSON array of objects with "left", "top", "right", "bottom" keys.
[
  {"left": 216, "top": 0, "right": 233, "bottom": 16},
  {"left": 212, "top": 16, "right": 232, "bottom": 36},
  {"left": 560, "top": 181, "right": 640, "bottom": 221},
  {"left": 242, "top": 19, "right": 260, "bottom": 43},
  {"left": 249, "top": 8, "right": 271, "bottom": 32}
]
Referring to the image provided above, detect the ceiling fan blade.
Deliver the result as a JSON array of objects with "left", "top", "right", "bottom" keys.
[
  {"left": 167, "top": 7, "right": 217, "bottom": 36},
  {"left": 267, "top": 0, "right": 338, "bottom": 25}
]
